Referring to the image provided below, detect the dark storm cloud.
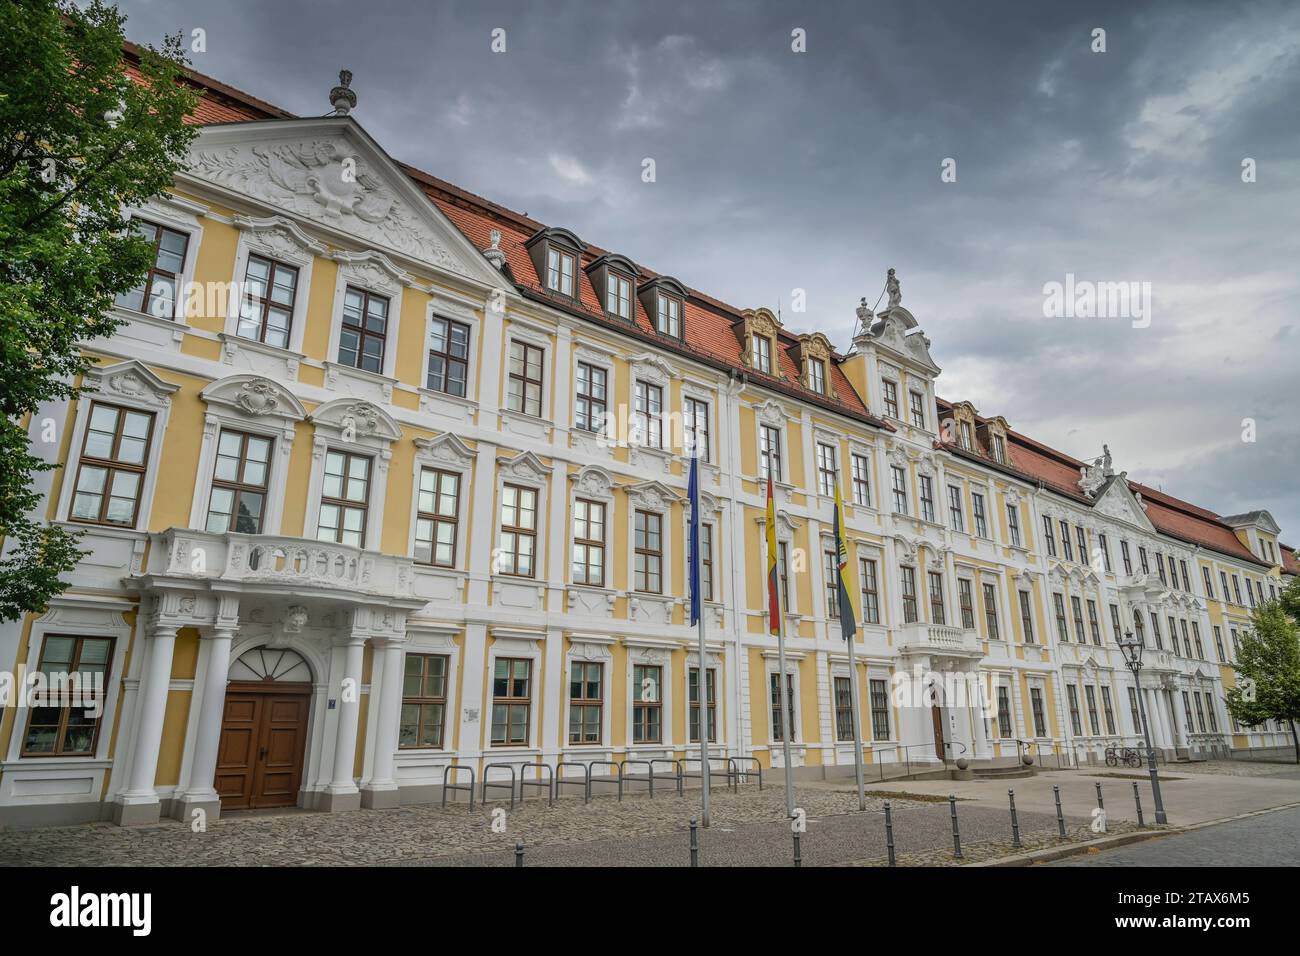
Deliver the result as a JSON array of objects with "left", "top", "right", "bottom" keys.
[{"left": 117, "top": 0, "right": 1300, "bottom": 537}]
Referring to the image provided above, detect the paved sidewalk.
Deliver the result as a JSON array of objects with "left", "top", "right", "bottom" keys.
[{"left": 1049, "top": 805, "right": 1300, "bottom": 866}]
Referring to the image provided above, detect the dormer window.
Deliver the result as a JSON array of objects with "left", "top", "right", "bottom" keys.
[
  {"left": 882, "top": 380, "right": 899, "bottom": 418},
  {"left": 607, "top": 273, "right": 632, "bottom": 319},
  {"left": 909, "top": 390, "right": 926, "bottom": 429},
  {"left": 752, "top": 334, "right": 772, "bottom": 374},
  {"left": 808, "top": 358, "right": 826, "bottom": 394},
  {"left": 546, "top": 247, "right": 576, "bottom": 297},
  {"left": 990, "top": 434, "right": 1006, "bottom": 463},
  {"left": 959, "top": 421, "right": 974, "bottom": 450},
  {"left": 524, "top": 226, "right": 586, "bottom": 302},
  {"left": 656, "top": 295, "right": 681, "bottom": 337}
]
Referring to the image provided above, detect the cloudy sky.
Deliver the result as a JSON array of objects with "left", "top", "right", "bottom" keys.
[{"left": 117, "top": 0, "right": 1300, "bottom": 538}]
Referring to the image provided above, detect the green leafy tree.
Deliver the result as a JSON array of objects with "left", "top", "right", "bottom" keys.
[
  {"left": 1224, "top": 579, "right": 1300, "bottom": 763},
  {"left": 0, "top": 0, "right": 197, "bottom": 620}
]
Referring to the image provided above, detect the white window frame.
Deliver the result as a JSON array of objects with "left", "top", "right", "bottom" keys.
[
  {"left": 223, "top": 215, "right": 324, "bottom": 361},
  {"left": 324, "top": 250, "right": 412, "bottom": 392},
  {"left": 503, "top": 325, "right": 550, "bottom": 421},
  {"left": 303, "top": 399, "right": 401, "bottom": 551},
  {"left": 568, "top": 465, "right": 616, "bottom": 592},
  {"left": 115, "top": 194, "right": 206, "bottom": 327},
  {"left": 418, "top": 292, "right": 482, "bottom": 421},
  {"left": 408, "top": 432, "right": 477, "bottom": 571},
  {"left": 564, "top": 638, "right": 615, "bottom": 753}
]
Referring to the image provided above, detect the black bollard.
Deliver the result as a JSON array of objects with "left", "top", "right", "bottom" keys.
[
  {"left": 948, "top": 794, "right": 963, "bottom": 859},
  {"left": 515, "top": 839, "right": 524, "bottom": 867},
  {"left": 793, "top": 829, "right": 802, "bottom": 868},
  {"left": 1053, "top": 785, "right": 1067, "bottom": 839},
  {"left": 689, "top": 817, "right": 699, "bottom": 867},
  {"left": 1132, "top": 782, "right": 1145, "bottom": 827},
  {"left": 1095, "top": 781, "right": 1105, "bottom": 811},
  {"left": 884, "top": 800, "right": 897, "bottom": 867},
  {"left": 1008, "top": 789, "right": 1021, "bottom": 848}
]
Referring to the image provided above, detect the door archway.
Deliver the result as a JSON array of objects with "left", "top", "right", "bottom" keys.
[{"left": 215, "top": 647, "right": 312, "bottom": 810}]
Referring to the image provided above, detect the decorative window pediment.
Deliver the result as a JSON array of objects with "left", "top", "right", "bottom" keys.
[
  {"left": 86, "top": 359, "right": 179, "bottom": 410},
  {"left": 628, "top": 351, "right": 676, "bottom": 386},
  {"left": 736, "top": 307, "right": 781, "bottom": 373},
  {"left": 571, "top": 464, "right": 617, "bottom": 501},
  {"left": 200, "top": 374, "right": 307, "bottom": 422},
  {"left": 637, "top": 276, "right": 688, "bottom": 340},
  {"left": 793, "top": 332, "right": 836, "bottom": 396},
  {"left": 624, "top": 480, "right": 679, "bottom": 513},
  {"left": 499, "top": 449, "right": 553, "bottom": 483},
  {"left": 414, "top": 431, "right": 477, "bottom": 469},
  {"left": 310, "top": 397, "right": 402, "bottom": 443}
]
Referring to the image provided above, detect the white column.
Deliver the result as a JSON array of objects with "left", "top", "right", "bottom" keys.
[
  {"left": 115, "top": 622, "right": 178, "bottom": 825},
  {"left": 176, "top": 623, "right": 235, "bottom": 820},
  {"left": 324, "top": 634, "right": 366, "bottom": 810},
  {"left": 361, "top": 636, "right": 405, "bottom": 809}
]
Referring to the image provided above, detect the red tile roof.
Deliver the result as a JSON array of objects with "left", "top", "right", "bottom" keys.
[
  {"left": 1281, "top": 546, "right": 1300, "bottom": 577},
  {"left": 149, "top": 51, "right": 1282, "bottom": 568}
]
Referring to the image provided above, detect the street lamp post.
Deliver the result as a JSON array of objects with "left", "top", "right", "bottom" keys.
[{"left": 1119, "top": 630, "right": 1168, "bottom": 824}]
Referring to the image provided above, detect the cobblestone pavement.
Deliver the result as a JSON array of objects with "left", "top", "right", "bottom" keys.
[
  {"left": 1048, "top": 805, "right": 1300, "bottom": 867},
  {"left": 0, "top": 784, "right": 1103, "bottom": 867},
  {"left": 1160, "top": 758, "right": 1300, "bottom": 779}
]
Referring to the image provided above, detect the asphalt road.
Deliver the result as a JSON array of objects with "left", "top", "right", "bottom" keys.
[{"left": 1049, "top": 805, "right": 1300, "bottom": 866}]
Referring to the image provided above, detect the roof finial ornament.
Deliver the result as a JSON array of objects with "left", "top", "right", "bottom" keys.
[
  {"left": 855, "top": 296, "right": 874, "bottom": 337},
  {"left": 329, "top": 69, "right": 357, "bottom": 116},
  {"left": 886, "top": 267, "right": 902, "bottom": 310},
  {"left": 484, "top": 228, "right": 507, "bottom": 269}
]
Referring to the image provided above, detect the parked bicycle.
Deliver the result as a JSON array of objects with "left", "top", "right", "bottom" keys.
[{"left": 1104, "top": 746, "right": 1142, "bottom": 768}]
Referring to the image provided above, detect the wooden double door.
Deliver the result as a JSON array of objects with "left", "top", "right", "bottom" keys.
[{"left": 215, "top": 681, "right": 311, "bottom": 810}]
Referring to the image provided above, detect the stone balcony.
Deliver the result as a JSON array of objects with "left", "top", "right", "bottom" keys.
[
  {"left": 143, "top": 528, "right": 417, "bottom": 601},
  {"left": 895, "top": 621, "right": 983, "bottom": 658}
]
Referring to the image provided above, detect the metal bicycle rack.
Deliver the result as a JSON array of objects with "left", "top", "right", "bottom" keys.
[
  {"left": 725, "top": 756, "right": 763, "bottom": 793},
  {"left": 441, "top": 764, "right": 475, "bottom": 808},
  {"left": 649, "top": 758, "right": 684, "bottom": 796},
  {"left": 555, "top": 761, "right": 590, "bottom": 804},
  {"left": 587, "top": 760, "right": 622, "bottom": 800},
  {"left": 481, "top": 763, "right": 517, "bottom": 809},
  {"left": 618, "top": 759, "right": 657, "bottom": 798},
  {"left": 680, "top": 756, "right": 727, "bottom": 792},
  {"left": 518, "top": 762, "right": 554, "bottom": 806}
]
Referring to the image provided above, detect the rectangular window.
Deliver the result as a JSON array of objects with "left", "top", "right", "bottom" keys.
[
  {"left": 632, "top": 664, "right": 662, "bottom": 744},
  {"left": 338, "top": 286, "right": 389, "bottom": 374},
  {"left": 1075, "top": 526, "right": 1088, "bottom": 564},
  {"left": 1060, "top": 521, "right": 1074, "bottom": 561},
  {"left": 237, "top": 254, "right": 298, "bottom": 348},
  {"left": 882, "top": 380, "right": 899, "bottom": 418},
  {"left": 1168, "top": 616, "right": 1179, "bottom": 654},
  {"left": 575, "top": 362, "right": 607, "bottom": 433},
  {"left": 760, "top": 424, "right": 782, "bottom": 481},
  {"left": 901, "top": 566, "right": 918, "bottom": 624},
  {"left": 959, "top": 421, "right": 974, "bottom": 450},
  {"left": 1204, "top": 693, "right": 1218, "bottom": 732},
  {"left": 498, "top": 483, "right": 538, "bottom": 577},
  {"left": 1109, "top": 603, "right": 1122, "bottom": 642},
  {"left": 571, "top": 498, "right": 606, "bottom": 587},
  {"left": 851, "top": 453, "right": 871, "bottom": 507},
  {"left": 568, "top": 661, "right": 603, "bottom": 745},
  {"left": 634, "top": 510, "right": 663, "bottom": 593},
  {"left": 699, "top": 522, "right": 715, "bottom": 602},
  {"left": 1098, "top": 533, "right": 1111, "bottom": 572},
  {"left": 1067, "top": 684, "right": 1083, "bottom": 736},
  {"left": 656, "top": 295, "right": 681, "bottom": 337},
  {"left": 972, "top": 492, "right": 988, "bottom": 538},
  {"left": 948, "top": 486, "right": 965, "bottom": 532},
  {"left": 834, "top": 676, "right": 854, "bottom": 741},
  {"left": 808, "top": 358, "right": 826, "bottom": 395},
  {"left": 546, "top": 246, "right": 576, "bottom": 296},
  {"left": 1087, "top": 599, "right": 1101, "bottom": 645},
  {"left": 771, "top": 674, "right": 798, "bottom": 742},
  {"left": 997, "top": 686, "right": 1013, "bottom": 737},
  {"left": 1156, "top": 553, "right": 1167, "bottom": 585},
  {"left": 1202, "top": 566, "right": 1214, "bottom": 599},
  {"left": 507, "top": 340, "right": 544, "bottom": 417},
  {"left": 634, "top": 381, "right": 664, "bottom": 449},
  {"left": 1121, "top": 540, "right": 1133, "bottom": 575},
  {"left": 1100, "top": 686, "right": 1117, "bottom": 735},
  {"left": 689, "top": 667, "right": 717, "bottom": 743},
  {"left": 1128, "top": 687, "right": 1142, "bottom": 735},
  {"left": 1085, "top": 685, "right": 1101, "bottom": 735},
  {"left": 1071, "top": 597, "right": 1086, "bottom": 642},
  {"left": 1214, "top": 625, "right": 1225, "bottom": 662},
  {"left": 1139, "top": 547, "right": 1149, "bottom": 574},
  {"left": 826, "top": 548, "right": 842, "bottom": 619},
  {"left": 958, "top": 579, "right": 975, "bottom": 629},
  {"left": 778, "top": 542, "right": 791, "bottom": 612},
  {"left": 909, "top": 390, "right": 926, "bottom": 428},
  {"left": 399, "top": 653, "right": 447, "bottom": 749},
  {"left": 414, "top": 467, "right": 460, "bottom": 567},
  {"left": 928, "top": 570, "right": 945, "bottom": 625},
  {"left": 1043, "top": 517, "right": 1056, "bottom": 557},
  {"left": 817, "top": 442, "right": 839, "bottom": 497},
  {"left": 317, "top": 450, "right": 370, "bottom": 547},
  {"left": 1193, "top": 691, "right": 1207, "bottom": 733},
  {"left": 859, "top": 558, "right": 880, "bottom": 624},
  {"left": 1220, "top": 570, "right": 1231, "bottom": 603},
  {"left": 205, "top": 429, "right": 271, "bottom": 535},
  {"left": 890, "top": 466, "right": 908, "bottom": 515},
  {"left": 684, "top": 397, "right": 710, "bottom": 461},
  {"left": 115, "top": 219, "right": 189, "bottom": 318},
  {"left": 982, "top": 582, "right": 1000, "bottom": 640},
  {"left": 1182, "top": 691, "right": 1195, "bottom": 736},
  {"left": 919, "top": 475, "right": 935, "bottom": 522},
  {"left": 607, "top": 273, "right": 632, "bottom": 319},
  {"left": 1019, "top": 591, "right": 1035, "bottom": 643},
  {"left": 1053, "top": 593, "right": 1069, "bottom": 642},
  {"left": 426, "top": 315, "right": 470, "bottom": 398},
  {"left": 70, "top": 402, "right": 155, "bottom": 528},
  {"left": 1007, "top": 502, "right": 1021, "bottom": 546},
  {"left": 22, "top": 636, "right": 113, "bottom": 756},
  {"left": 1030, "top": 687, "right": 1047, "bottom": 737},
  {"left": 490, "top": 658, "right": 531, "bottom": 746},
  {"left": 752, "top": 334, "right": 772, "bottom": 374},
  {"left": 869, "top": 679, "right": 891, "bottom": 739},
  {"left": 990, "top": 434, "right": 1006, "bottom": 463},
  {"left": 1180, "top": 619, "right": 1192, "bottom": 658},
  {"left": 1191, "top": 621, "right": 1204, "bottom": 659}
]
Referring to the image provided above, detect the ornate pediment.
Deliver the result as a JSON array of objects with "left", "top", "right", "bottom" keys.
[
  {"left": 184, "top": 118, "right": 506, "bottom": 285},
  {"left": 201, "top": 374, "right": 306, "bottom": 420},
  {"left": 86, "top": 359, "right": 179, "bottom": 409},
  {"left": 1091, "top": 476, "right": 1155, "bottom": 533},
  {"left": 414, "top": 432, "right": 476, "bottom": 468},
  {"left": 310, "top": 397, "right": 402, "bottom": 442},
  {"left": 570, "top": 464, "right": 616, "bottom": 499},
  {"left": 499, "top": 450, "right": 552, "bottom": 482},
  {"left": 624, "top": 480, "right": 680, "bottom": 512}
]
